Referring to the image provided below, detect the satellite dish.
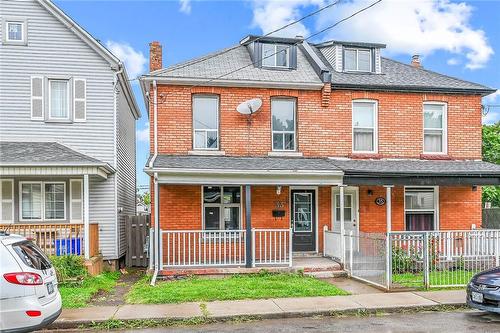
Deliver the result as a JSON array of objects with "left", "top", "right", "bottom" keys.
[{"left": 236, "top": 98, "right": 262, "bottom": 115}]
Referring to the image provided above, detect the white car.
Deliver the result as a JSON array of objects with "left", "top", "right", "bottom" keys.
[{"left": 0, "top": 232, "right": 62, "bottom": 333}]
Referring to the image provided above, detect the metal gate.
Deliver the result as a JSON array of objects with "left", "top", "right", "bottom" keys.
[{"left": 125, "top": 215, "right": 151, "bottom": 267}]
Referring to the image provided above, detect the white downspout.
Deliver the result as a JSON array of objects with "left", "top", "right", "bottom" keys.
[
  {"left": 150, "top": 80, "right": 159, "bottom": 285},
  {"left": 113, "top": 65, "right": 123, "bottom": 260}
]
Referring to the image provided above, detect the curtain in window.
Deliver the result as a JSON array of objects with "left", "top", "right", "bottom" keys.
[
  {"left": 50, "top": 81, "right": 68, "bottom": 118},
  {"left": 21, "top": 184, "right": 42, "bottom": 220},
  {"left": 45, "top": 183, "right": 65, "bottom": 219},
  {"left": 353, "top": 129, "right": 374, "bottom": 151},
  {"left": 424, "top": 104, "right": 444, "bottom": 153},
  {"left": 406, "top": 213, "right": 434, "bottom": 231},
  {"left": 424, "top": 131, "right": 443, "bottom": 152}
]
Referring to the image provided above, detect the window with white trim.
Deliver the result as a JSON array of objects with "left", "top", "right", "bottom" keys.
[
  {"left": 405, "top": 187, "right": 437, "bottom": 231},
  {"left": 272, "top": 98, "right": 296, "bottom": 151},
  {"left": 70, "top": 180, "right": 83, "bottom": 222},
  {"left": 6, "top": 21, "right": 24, "bottom": 42},
  {"left": 423, "top": 103, "right": 446, "bottom": 153},
  {"left": 262, "top": 43, "right": 289, "bottom": 68},
  {"left": 49, "top": 79, "right": 70, "bottom": 120},
  {"left": 352, "top": 101, "right": 377, "bottom": 153},
  {"left": 193, "top": 95, "right": 219, "bottom": 149},
  {"left": 0, "top": 180, "right": 14, "bottom": 222},
  {"left": 20, "top": 182, "right": 66, "bottom": 221},
  {"left": 344, "top": 48, "right": 371, "bottom": 72},
  {"left": 203, "top": 186, "right": 241, "bottom": 230}
]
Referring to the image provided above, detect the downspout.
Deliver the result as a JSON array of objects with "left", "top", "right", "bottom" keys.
[
  {"left": 113, "top": 64, "right": 124, "bottom": 261},
  {"left": 150, "top": 80, "right": 159, "bottom": 285}
]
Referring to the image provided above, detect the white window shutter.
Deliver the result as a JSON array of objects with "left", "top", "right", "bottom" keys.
[
  {"left": 70, "top": 179, "right": 83, "bottom": 221},
  {"left": 73, "top": 78, "right": 86, "bottom": 122},
  {"left": 31, "top": 76, "right": 44, "bottom": 120},
  {"left": 1, "top": 180, "right": 14, "bottom": 222}
]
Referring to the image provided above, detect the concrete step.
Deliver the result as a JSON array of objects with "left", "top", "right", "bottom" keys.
[{"left": 304, "top": 270, "right": 347, "bottom": 278}]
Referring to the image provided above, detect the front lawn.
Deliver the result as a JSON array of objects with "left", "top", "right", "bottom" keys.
[
  {"left": 59, "top": 272, "right": 120, "bottom": 308},
  {"left": 393, "top": 269, "right": 476, "bottom": 289},
  {"left": 126, "top": 272, "right": 349, "bottom": 304}
]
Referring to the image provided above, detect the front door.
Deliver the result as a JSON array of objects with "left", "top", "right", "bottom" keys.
[{"left": 291, "top": 190, "right": 315, "bottom": 251}]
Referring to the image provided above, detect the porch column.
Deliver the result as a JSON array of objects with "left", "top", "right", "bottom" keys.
[
  {"left": 245, "top": 185, "right": 252, "bottom": 268},
  {"left": 339, "top": 185, "right": 346, "bottom": 264},
  {"left": 154, "top": 173, "right": 160, "bottom": 271},
  {"left": 83, "top": 174, "right": 90, "bottom": 260},
  {"left": 384, "top": 185, "right": 394, "bottom": 232}
]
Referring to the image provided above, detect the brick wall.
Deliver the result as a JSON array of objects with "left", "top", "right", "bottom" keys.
[{"left": 151, "top": 86, "right": 482, "bottom": 159}]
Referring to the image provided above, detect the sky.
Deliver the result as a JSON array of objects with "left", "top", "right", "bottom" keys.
[{"left": 54, "top": 0, "right": 500, "bottom": 190}]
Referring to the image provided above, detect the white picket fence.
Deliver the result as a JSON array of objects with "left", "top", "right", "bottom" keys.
[{"left": 159, "top": 228, "right": 292, "bottom": 268}]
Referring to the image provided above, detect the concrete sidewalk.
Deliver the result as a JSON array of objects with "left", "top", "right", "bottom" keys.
[{"left": 52, "top": 290, "right": 467, "bottom": 328}]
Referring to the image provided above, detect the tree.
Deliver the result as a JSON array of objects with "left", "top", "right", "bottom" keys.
[
  {"left": 143, "top": 192, "right": 151, "bottom": 205},
  {"left": 482, "top": 122, "right": 500, "bottom": 207}
]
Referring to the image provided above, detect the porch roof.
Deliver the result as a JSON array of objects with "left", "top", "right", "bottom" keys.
[
  {"left": 330, "top": 159, "right": 500, "bottom": 186},
  {"left": 0, "top": 141, "right": 114, "bottom": 179},
  {"left": 146, "top": 155, "right": 343, "bottom": 185}
]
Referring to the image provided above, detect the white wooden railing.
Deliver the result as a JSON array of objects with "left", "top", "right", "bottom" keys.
[
  {"left": 323, "top": 227, "right": 342, "bottom": 261},
  {"left": 252, "top": 228, "right": 292, "bottom": 267}
]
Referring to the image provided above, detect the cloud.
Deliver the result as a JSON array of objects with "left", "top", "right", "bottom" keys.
[
  {"left": 484, "top": 90, "right": 500, "bottom": 103},
  {"left": 137, "top": 123, "right": 150, "bottom": 142},
  {"left": 251, "top": 0, "right": 493, "bottom": 70},
  {"left": 179, "top": 0, "right": 191, "bottom": 14},
  {"left": 447, "top": 58, "right": 460, "bottom": 66},
  {"left": 106, "top": 41, "right": 147, "bottom": 79}
]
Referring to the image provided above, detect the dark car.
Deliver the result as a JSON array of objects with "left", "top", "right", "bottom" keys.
[{"left": 467, "top": 267, "right": 500, "bottom": 313}]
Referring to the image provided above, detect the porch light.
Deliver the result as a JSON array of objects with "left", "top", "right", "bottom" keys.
[
  {"left": 472, "top": 185, "right": 478, "bottom": 192},
  {"left": 276, "top": 185, "right": 282, "bottom": 195},
  {"left": 367, "top": 189, "right": 373, "bottom": 196}
]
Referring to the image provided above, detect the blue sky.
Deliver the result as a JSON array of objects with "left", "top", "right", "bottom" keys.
[{"left": 54, "top": 0, "right": 500, "bottom": 190}]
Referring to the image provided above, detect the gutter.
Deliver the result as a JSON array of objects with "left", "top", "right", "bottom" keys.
[{"left": 330, "top": 84, "right": 496, "bottom": 97}]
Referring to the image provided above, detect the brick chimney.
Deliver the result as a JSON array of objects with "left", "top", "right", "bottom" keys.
[
  {"left": 149, "top": 41, "right": 163, "bottom": 72},
  {"left": 411, "top": 54, "right": 421, "bottom": 68}
]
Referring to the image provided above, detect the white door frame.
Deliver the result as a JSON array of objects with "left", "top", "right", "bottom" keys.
[
  {"left": 331, "top": 186, "right": 360, "bottom": 235},
  {"left": 289, "top": 186, "right": 319, "bottom": 253}
]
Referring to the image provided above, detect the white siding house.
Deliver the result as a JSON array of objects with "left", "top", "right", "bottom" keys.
[{"left": 0, "top": 0, "right": 140, "bottom": 261}]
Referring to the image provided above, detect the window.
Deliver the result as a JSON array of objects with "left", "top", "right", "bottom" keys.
[
  {"left": 335, "top": 194, "right": 352, "bottom": 222},
  {"left": 423, "top": 103, "right": 447, "bottom": 153},
  {"left": 405, "top": 187, "right": 437, "bottom": 231},
  {"left": 20, "top": 182, "right": 66, "bottom": 221},
  {"left": 12, "top": 241, "right": 52, "bottom": 270},
  {"left": 272, "top": 98, "right": 296, "bottom": 151},
  {"left": 0, "top": 180, "right": 14, "bottom": 222},
  {"left": 49, "top": 80, "right": 70, "bottom": 120},
  {"left": 193, "top": 95, "right": 219, "bottom": 149},
  {"left": 344, "top": 48, "right": 372, "bottom": 72},
  {"left": 6, "top": 21, "right": 24, "bottom": 42},
  {"left": 203, "top": 186, "right": 241, "bottom": 230},
  {"left": 352, "top": 101, "right": 377, "bottom": 153},
  {"left": 262, "top": 43, "right": 289, "bottom": 68}
]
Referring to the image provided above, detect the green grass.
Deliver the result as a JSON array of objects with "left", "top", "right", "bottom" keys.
[
  {"left": 59, "top": 271, "right": 120, "bottom": 308},
  {"left": 392, "top": 269, "right": 476, "bottom": 289},
  {"left": 126, "top": 272, "right": 349, "bottom": 304}
]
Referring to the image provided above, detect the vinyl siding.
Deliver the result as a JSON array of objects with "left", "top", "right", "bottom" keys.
[
  {"left": 0, "top": 0, "right": 119, "bottom": 259},
  {"left": 116, "top": 82, "right": 137, "bottom": 257}
]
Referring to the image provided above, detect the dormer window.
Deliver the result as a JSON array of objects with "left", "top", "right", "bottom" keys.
[
  {"left": 262, "top": 43, "right": 289, "bottom": 68},
  {"left": 344, "top": 48, "right": 372, "bottom": 72}
]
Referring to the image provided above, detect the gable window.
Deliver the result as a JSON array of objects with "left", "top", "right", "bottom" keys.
[
  {"left": 193, "top": 95, "right": 219, "bottom": 150},
  {"left": 203, "top": 186, "right": 241, "bottom": 231},
  {"left": 271, "top": 98, "right": 296, "bottom": 151},
  {"left": 49, "top": 79, "right": 70, "bottom": 120},
  {"left": 405, "top": 187, "right": 437, "bottom": 231},
  {"left": 6, "top": 21, "right": 24, "bottom": 42},
  {"left": 423, "top": 103, "right": 447, "bottom": 154},
  {"left": 262, "top": 43, "right": 289, "bottom": 68},
  {"left": 352, "top": 100, "right": 377, "bottom": 153},
  {"left": 344, "top": 48, "right": 371, "bottom": 72},
  {"left": 20, "top": 182, "right": 66, "bottom": 221}
]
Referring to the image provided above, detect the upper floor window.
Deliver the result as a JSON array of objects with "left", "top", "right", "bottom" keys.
[
  {"left": 262, "top": 43, "right": 289, "bottom": 68},
  {"left": 423, "top": 103, "right": 447, "bottom": 154},
  {"left": 49, "top": 79, "right": 70, "bottom": 120},
  {"left": 352, "top": 100, "right": 377, "bottom": 153},
  {"left": 344, "top": 48, "right": 371, "bottom": 72},
  {"left": 6, "top": 21, "right": 24, "bottom": 42},
  {"left": 272, "top": 98, "right": 296, "bottom": 151},
  {"left": 193, "top": 95, "right": 219, "bottom": 150}
]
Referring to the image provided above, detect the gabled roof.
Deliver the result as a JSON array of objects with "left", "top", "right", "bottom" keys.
[{"left": 36, "top": 0, "right": 141, "bottom": 119}]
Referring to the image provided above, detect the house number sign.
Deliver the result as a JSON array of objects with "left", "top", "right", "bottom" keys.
[{"left": 375, "top": 197, "right": 386, "bottom": 206}]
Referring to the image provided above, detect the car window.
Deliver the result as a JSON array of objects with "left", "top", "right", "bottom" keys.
[{"left": 12, "top": 241, "right": 52, "bottom": 270}]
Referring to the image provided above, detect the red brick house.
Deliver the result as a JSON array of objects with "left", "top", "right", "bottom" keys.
[{"left": 140, "top": 36, "right": 499, "bottom": 272}]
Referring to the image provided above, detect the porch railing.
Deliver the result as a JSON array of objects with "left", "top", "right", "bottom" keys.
[
  {"left": 0, "top": 223, "right": 99, "bottom": 257},
  {"left": 159, "top": 228, "right": 292, "bottom": 268}
]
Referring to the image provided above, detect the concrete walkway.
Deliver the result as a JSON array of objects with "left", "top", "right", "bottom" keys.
[{"left": 52, "top": 290, "right": 467, "bottom": 328}]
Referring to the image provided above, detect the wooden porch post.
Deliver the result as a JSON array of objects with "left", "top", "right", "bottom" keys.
[
  {"left": 384, "top": 185, "right": 394, "bottom": 232},
  {"left": 83, "top": 174, "right": 90, "bottom": 260},
  {"left": 245, "top": 185, "right": 252, "bottom": 268},
  {"left": 339, "top": 185, "right": 346, "bottom": 264}
]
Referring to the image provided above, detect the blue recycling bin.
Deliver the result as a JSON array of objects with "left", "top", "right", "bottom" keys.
[{"left": 54, "top": 238, "right": 82, "bottom": 256}]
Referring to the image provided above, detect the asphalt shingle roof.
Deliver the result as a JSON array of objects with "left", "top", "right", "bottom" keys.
[
  {"left": 151, "top": 155, "right": 341, "bottom": 172},
  {"left": 329, "top": 159, "right": 500, "bottom": 176},
  {"left": 0, "top": 141, "right": 107, "bottom": 166},
  {"left": 152, "top": 44, "right": 322, "bottom": 84}
]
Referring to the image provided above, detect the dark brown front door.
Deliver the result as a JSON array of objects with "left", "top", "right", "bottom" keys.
[{"left": 291, "top": 190, "right": 315, "bottom": 251}]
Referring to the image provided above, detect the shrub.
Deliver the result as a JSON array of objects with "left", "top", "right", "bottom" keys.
[
  {"left": 49, "top": 255, "right": 87, "bottom": 284},
  {"left": 392, "top": 245, "right": 421, "bottom": 274}
]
